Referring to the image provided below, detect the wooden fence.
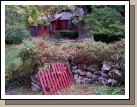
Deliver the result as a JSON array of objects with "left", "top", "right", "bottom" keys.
[{"left": 38, "top": 62, "right": 72, "bottom": 95}]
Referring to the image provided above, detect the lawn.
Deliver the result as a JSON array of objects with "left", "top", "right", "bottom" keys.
[{"left": 5, "top": 45, "right": 22, "bottom": 78}]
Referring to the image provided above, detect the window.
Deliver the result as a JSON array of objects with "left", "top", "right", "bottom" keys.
[{"left": 44, "top": 26, "right": 47, "bottom": 30}]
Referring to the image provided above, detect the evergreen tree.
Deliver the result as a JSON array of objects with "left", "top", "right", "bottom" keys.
[
  {"left": 71, "top": 5, "right": 125, "bottom": 40},
  {"left": 84, "top": 5, "right": 125, "bottom": 37}
]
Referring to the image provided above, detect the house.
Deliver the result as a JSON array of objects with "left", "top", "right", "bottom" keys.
[
  {"left": 36, "top": 7, "right": 85, "bottom": 36},
  {"left": 27, "top": 7, "right": 123, "bottom": 37},
  {"left": 37, "top": 12, "right": 79, "bottom": 36}
]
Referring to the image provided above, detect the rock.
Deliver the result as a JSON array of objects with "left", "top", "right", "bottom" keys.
[
  {"left": 72, "top": 70, "right": 75, "bottom": 73},
  {"left": 81, "top": 78, "right": 92, "bottom": 84},
  {"left": 120, "top": 62, "right": 125, "bottom": 76},
  {"left": 94, "top": 71, "right": 101, "bottom": 75},
  {"left": 87, "top": 64, "right": 99, "bottom": 72},
  {"left": 107, "top": 78, "right": 119, "bottom": 87},
  {"left": 101, "top": 72, "right": 110, "bottom": 79},
  {"left": 77, "top": 64, "right": 82, "bottom": 69},
  {"left": 30, "top": 76, "right": 41, "bottom": 87},
  {"left": 75, "top": 78, "right": 81, "bottom": 84},
  {"left": 74, "top": 74, "right": 79, "bottom": 79},
  {"left": 78, "top": 69, "right": 86, "bottom": 76},
  {"left": 31, "top": 82, "right": 42, "bottom": 91},
  {"left": 81, "top": 64, "right": 87, "bottom": 70},
  {"left": 108, "top": 68, "right": 123, "bottom": 82},
  {"left": 31, "top": 86, "right": 40, "bottom": 92},
  {"left": 72, "top": 69, "right": 79, "bottom": 74},
  {"left": 71, "top": 56, "right": 77, "bottom": 64},
  {"left": 98, "top": 77, "right": 108, "bottom": 85},
  {"left": 102, "top": 61, "right": 112, "bottom": 72},
  {"left": 71, "top": 63, "right": 76, "bottom": 66},
  {"left": 86, "top": 72, "right": 93, "bottom": 78},
  {"left": 91, "top": 74, "right": 100, "bottom": 81},
  {"left": 34, "top": 74, "right": 38, "bottom": 78},
  {"left": 71, "top": 66, "right": 78, "bottom": 70}
]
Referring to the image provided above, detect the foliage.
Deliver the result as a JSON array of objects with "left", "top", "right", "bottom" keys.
[
  {"left": 52, "top": 31, "right": 62, "bottom": 39},
  {"left": 5, "top": 27, "right": 31, "bottom": 44},
  {"left": 37, "top": 5, "right": 70, "bottom": 16},
  {"left": 5, "top": 6, "right": 31, "bottom": 44},
  {"left": 5, "top": 45, "right": 22, "bottom": 80},
  {"left": 23, "top": 6, "right": 40, "bottom": 26},
  {"left": 73, "top": 38, "right": 125, "bottom": 63},
  {"left": 85, "top": 6, "right": 125, "bottom": 36},
  {"left": 94, "top": 34, "right": 125, "bottom": 43},
  {"left": 95, "top": 84, "right": 124, "bottom": 95},
  {"left": 18, "top": 37, "right": 68, "bottom": 74},
  {"left": 5, "top": 79, "right": 24, "bottom": 91},
  {"left": 5, "top": 6, "right": 25, "bottom": 30},
  {"left": 73, "top": 5, "right": 125, "bottom": 37},
  {"left": 19, "top": 37, "right": 54, "bottom": 67},
  {"left": 37, "top": 19, "right": 51, "bottom": 26},
  {"left": 60, "top": 42, "right": 73, "bottom": 50},
  {"left": 53, "top": 30, "right": 78, "bottom": 39}
]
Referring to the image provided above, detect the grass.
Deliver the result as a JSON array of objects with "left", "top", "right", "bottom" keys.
[
  {"left": 5, "top": 44, "right": 22, "bottom": 78},
  {"left": 5, "top": 82, "right": 124, "bottom": 95},
  {"left": 5, "top": 44, "right": 24, "bottom": 90},
  {"left": 94, "top": 84, "right": 124, "bottom": 95},
  {"left": 55, "top": 82, "right": 100, "bottom": 95}
]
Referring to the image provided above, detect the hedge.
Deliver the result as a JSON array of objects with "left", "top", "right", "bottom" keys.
[
  {"left": 52, "top": 30, "right": 78, "bottom": 39},
  {"left": 94, "top": 34, "right": 125, "bottom": 43}
]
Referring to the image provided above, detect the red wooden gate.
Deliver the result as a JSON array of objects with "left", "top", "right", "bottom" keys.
[{"left": 38, "top": 62, "right": 72, "bottom": 95}]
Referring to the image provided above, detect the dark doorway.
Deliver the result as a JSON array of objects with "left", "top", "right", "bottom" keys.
[{"left": 27, "top": 26, "right": 37, "bottom": 37}]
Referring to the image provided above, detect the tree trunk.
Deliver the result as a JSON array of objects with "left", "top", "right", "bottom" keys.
[{"left": 72, "top": 17, "right": 94, "bottom": 40}]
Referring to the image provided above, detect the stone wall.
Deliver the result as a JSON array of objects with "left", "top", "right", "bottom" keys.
[
  {"left": 70, "top": 59, "right": 125, "bottom": 87},
  {"left": 30, "top": 60, "right": 125, "bottom": 92}
]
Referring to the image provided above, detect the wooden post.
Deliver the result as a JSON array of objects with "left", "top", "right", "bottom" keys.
[{"left": 66, "top": 62, "right": 74, "bottom": 83}]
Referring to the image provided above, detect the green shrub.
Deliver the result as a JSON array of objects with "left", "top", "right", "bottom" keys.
[
  {"left": 72, "top": 38, "right": 125, "bottom": 64},
  {"left": 5, "top": 78, "right": 24, "bottom": 91},
  {"left": 5, "top": 27, "right": 31, "bottom": 44},
  {"left": 6, "top": 59, "right": 22, "bottom": 80},
  {"left": 60, "top": 42, "right": 73, "bottom": 50},
  {"left": 52, "top": 30, "right": 78, "bottom": 39},
  {"left": 94, "top": 34, "right": 125, "bottom": 43},
  {"left": 18, "top": 37, "right": 68, "bottom": 74}
]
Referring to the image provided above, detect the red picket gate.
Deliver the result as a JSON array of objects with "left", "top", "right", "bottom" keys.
[{"left": 38, "top": 62, "right": 72, "bottom": 95}]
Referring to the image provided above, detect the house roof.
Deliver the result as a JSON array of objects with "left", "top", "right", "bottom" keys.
[
  {"left": 59, "top": 12, "right": 73, "bottom": 20},
  {"left": 39, "top": 8, "right": 85, "bottom": 21}
]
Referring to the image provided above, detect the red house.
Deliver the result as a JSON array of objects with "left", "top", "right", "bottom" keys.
[
  {"left": 27, "top": 7, "right": 123, "bottom": 37},
  {"left": 37, "top": 12, "right": 78, "bottom": 36}
]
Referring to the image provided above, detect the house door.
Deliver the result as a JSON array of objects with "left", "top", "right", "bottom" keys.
[{"left": 27, "top": 26, "right": 37, "bottom": 37}]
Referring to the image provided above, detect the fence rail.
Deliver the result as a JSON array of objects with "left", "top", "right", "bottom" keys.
[{"left": 38, "top": 62, "right": 72, "bottom": 95}]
